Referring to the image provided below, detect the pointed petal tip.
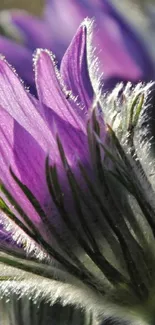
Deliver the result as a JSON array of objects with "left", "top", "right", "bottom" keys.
[
  {"left": 80, "top": 17, "right": 94, "bottom": 31},
  {"left": 33, "top": 48, "right": 56, "bottom": 67},
  {"left": 33, "top": 49, "right": 58, "bottom": 87},
  {"left": 60, "top": 17, "right": 94, "bottom": 111},
  {"left": 34, "top": 48, "right": 51, "bottom": 59}
]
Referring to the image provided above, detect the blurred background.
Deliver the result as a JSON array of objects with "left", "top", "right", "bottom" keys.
[
  {"left": 0, "top": 0, "right": 43, "bottom": 14},
  {"left": 0, "top": 0, "right": 153, "bottom": 15},
  {"left": 0, "top": 0, "right": 154, "bottom": 19},
  {"left": 0, "top": 0, "right": 153, "bottom": 21}
]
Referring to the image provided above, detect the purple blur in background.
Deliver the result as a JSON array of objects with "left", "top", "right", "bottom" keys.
[{"left": 0, "top": 0, "right": 154, "bottom": 95}]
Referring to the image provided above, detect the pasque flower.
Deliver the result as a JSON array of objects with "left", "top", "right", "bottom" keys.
[
  {"left": 0, "top": 0, "right": 154, "bottom": 95},
  {"left": 0, "top": 17, "right": 155, "bottom": 325}
]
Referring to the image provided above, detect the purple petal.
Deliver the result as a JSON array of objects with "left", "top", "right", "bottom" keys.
[
  {"left": 0, "top": 57, "right": 55, "bottom": 153},
  {"left": 0, "top": 106, "right": 47, "bottom": 223},
  {"left": 0, "top": 56, "right": 88, "bottom": 165},
  {"left": 29, "top": 97, "right": 89, "bottom": 168},
  {"left": 34, "top": 49, "right": 86, "bottom": 131},
  {"left": 42, "top": 103, "right": 89, "bottom": 168},
  {"left": 0, "top": 102, "right": 88, "bottom": 229},
  {"left": 60, "top": 23, "right": 93, "bottom": 112},
  {"left": 101, "top": 0, "right": 155, "bottom": 81},
  {"left": 10, "top": 11, "right": 52, "bottom": 51},
  {"left": 0, "top": 57, "right": 90, "bottom": 215},
  {"left": 0, "top": 36, "right": 35, "bottom": 93},
  {"left": 0, "top": 98, "right": 89, "bottom": 237},
  {"left": 0, "top": 59, "right": 54, "bottom": 220}
]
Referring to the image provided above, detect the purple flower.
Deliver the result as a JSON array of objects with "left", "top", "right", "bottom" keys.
[
  {"left": 0, "top": 19, "right": 103, "bottom": 265},
  {"left": 0, "top": 15, "right": 155, "bottom": 325},
  {"left": 0, "top": 21, "right": 108, "bottom": 320},
  {"left": 0, "top": 0, "right": 154, "bottom": 95}
]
